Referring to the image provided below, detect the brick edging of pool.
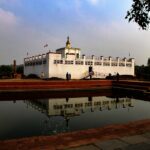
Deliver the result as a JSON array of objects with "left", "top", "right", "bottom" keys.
[{"left": 0, "top": 119, "right": 150, "bottom": 150}]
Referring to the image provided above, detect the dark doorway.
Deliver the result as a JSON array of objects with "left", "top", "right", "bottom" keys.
[
  {"left": 89, "top": 66, "right": 93, "bottom": 73},
  {"left": 89, "top": 66, "right": 93, "bottom": 79}
]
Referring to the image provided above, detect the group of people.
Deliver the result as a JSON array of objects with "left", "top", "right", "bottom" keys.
[
  {"left": 65, "top": 71, "right": 119, "bottom": 81},
  {"left": 66, "top": 72, "right": 71, "bottom": 81}
]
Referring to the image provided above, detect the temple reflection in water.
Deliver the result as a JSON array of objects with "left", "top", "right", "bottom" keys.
[
  {"left": 2, "top": 95, "right": 150, "bottom": 140},
  {"left": 24, "top": 96, "right": 133, "bottom": 119},
  {"left": 23, "top": 96, "right": 134, "bottom": 134}
]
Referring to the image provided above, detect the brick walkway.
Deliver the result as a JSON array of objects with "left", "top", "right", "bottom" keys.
[
  {"left": 0, "top": 119, "right": 150, "bottom": 150},
  {"left": 67, "top": 133, "right": 150, "bottom": 150}
]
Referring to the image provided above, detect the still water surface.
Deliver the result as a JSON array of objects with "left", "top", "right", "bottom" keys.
[{"left": 0, "top": 95, "right": 150, "bottom": 140}]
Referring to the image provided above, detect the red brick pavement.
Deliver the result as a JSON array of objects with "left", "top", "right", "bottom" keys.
[{"left": 0, "top": 119, "right": 150, "bottom": 150}]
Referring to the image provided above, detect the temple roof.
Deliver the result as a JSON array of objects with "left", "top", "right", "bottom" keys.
[
  {"left": 66, "top": 36, "right": 71, "bottom": 48},
  {"left": 56, "top": 37, "right": 80, "bottom": 52}
]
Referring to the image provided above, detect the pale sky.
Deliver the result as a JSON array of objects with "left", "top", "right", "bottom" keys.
[{"left": 0, "top": 0, "right": 150, "bottom": 65}]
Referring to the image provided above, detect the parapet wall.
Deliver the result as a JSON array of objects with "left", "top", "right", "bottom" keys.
[
  {"left": 24, "top": 53, "right": 135, "bottom": 79},
  {"left": 24, "top": 53, "right": 134, "bottom": 67}
]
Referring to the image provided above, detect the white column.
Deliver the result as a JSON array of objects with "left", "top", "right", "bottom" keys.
[
  {"left": 117, "top": 57, "right": 120, "bottom": 66},
  {"left": 124, "top": 57, "right": 127, "bottom": 67},
  {"left": 131, "top": 58, "right": 135, "bottom": 76}
]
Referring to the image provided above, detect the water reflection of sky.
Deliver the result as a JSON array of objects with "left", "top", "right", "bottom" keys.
[{"left": 0, "top": 96, "right": 150, "bottom": 140}]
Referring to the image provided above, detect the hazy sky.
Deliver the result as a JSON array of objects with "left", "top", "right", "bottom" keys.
[{"left": 0, "top": 0, "right": 150, "bottom": 65}]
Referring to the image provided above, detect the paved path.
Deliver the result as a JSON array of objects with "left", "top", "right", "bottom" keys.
[
  {"left": 66, "top": 132, "right": 150, "bottom": 150},
  {"left": 1, "top": 119, "right": 150, "bottom": 150}
]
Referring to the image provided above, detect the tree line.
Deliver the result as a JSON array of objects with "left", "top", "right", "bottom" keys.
[
  {"left": 135, "top": 65, "right": 150, "bottom": 81},
  {"left": 0, "top": 65, "right": 23, "bottom": 78},
  {"left": 135, "top": 58, "right": 150, "bottom": 81}
]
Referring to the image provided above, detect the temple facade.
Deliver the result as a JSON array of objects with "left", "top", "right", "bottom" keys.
[{"left": 24, "top": 37, "right": 135, "bottom": 79}]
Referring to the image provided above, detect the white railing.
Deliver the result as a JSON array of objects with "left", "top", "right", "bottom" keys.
[{"left": 24, "top": 53, "right": 133, "bottom": 67}]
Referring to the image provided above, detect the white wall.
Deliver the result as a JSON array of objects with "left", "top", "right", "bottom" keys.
[
  {"left": 48, "top": 53, "right": 134, "bottom": 79},
  {"left": 24, "top": 55, "right": 49, "bottom": 78},
  {"left": 24, "top": 52, "right": 134, "bottom": 79}
]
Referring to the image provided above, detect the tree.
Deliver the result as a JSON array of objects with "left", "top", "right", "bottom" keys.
[
  {"left": 147, "top": 57, "right": 150, "bottom": 66},
  {"left": 16, "top": 65, "right": 24, "bottom": 74},
  {"left": 135, "top": 65, "right": 150, "bottom": 80},
  {"left": 0, "top": 65, "right": 12, "bottom": 77},
  {"left": 126, "top": 0, "right": 150, "bottom": 30}
]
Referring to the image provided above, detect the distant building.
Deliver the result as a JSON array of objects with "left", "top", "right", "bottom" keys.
[{"left": 24, "top": 37, "right": 135, "bottom": 79}]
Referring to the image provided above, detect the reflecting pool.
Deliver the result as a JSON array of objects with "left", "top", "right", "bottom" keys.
[{"left": 0, "top": 95, "right": 150, "bottom": 140}]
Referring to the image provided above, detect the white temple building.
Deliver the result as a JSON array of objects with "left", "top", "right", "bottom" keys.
[{"left": 24, "top": 37, "right": 135, "bottom": 79}]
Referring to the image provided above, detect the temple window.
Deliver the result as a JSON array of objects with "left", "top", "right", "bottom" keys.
[
  {"left": 94, "top": 62, "right": 102, "bottom": 65},
  {"left": 85, "top": 61, "right": 93, "bottom": 65},
  {"left": 111, "top": 63, "right": 117, "bottom": 66},
  {"left": 65, "top": 60, "right": 73, "bottom": 64},
  {"left": 119, "top": 63, "right": 125, "bottom": 66},
  {"left": 54, "top": 60, "right": 63, "bottom": 64},
  {"left": 75, "top": 61, "right": 83, "bottom": 65},
  {"left": 103, "top": 62, "right": 110, "bottom": 66}
]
